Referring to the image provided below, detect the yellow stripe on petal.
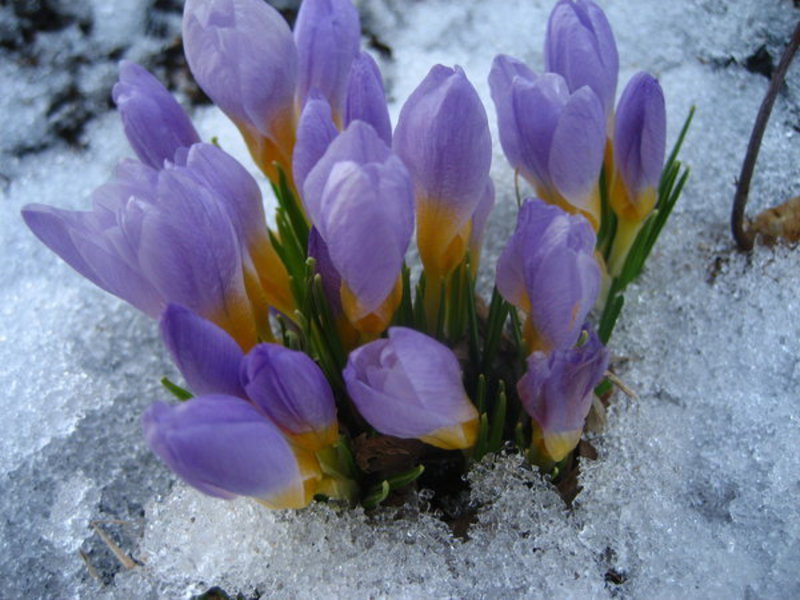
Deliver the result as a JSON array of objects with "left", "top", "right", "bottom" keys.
[
  {"left": 340, "top": 276, "right": 403, "bottom": 339},
  {"left": 250, "top": 234, "right": 295, "bottom": 317},
  {"left": 239, "top": 105, "right": 297, "bottom": 187},
  {"left": 256, "top": 446, "right": 322, "bottom": 510},
  {"left": 210, "top": 292, "right": 259, "bottom": 351},
  {"left": 419, "top": 411, "right": 479, "bottom": 450},
  {"left": 417, "top": 198, "right": 472, "bottom": 279},
  {"left": 286, "top": 423, "right": 339, "bottom": 453}
]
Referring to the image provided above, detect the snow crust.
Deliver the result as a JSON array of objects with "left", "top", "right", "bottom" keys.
[{"left": 1, "top": 0, "right": 799, "bottom": 598}]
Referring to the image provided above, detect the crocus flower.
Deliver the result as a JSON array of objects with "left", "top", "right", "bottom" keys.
[
  {"left": 518, "top": 325, "right": 609, "bottom": 463},
  {"left": 294, "top": 0, "right": 361, "bottom": 126},
  {"left": 489, "top": 56, "right": 606, "bottom": 228},
  {"left": 344, "top": 51, "right": 392, "bottom": 146},
  {"left": 496, "top": 198, "right": 600, "bottom": 353},
  {"left": 183, "top": 0, "right": 298, "bottom": 180},
  {"left": 143, "top": 395, "right": 321, "bottom": 509},
  {"left": 112, "top": 61, "right": 201, "bottom": 169},
  {"left": 607, "top": 72, "right": 666, "bottom": 276},
  {"left": 241, "top": 343, "right": 338, "bottom": 451},
  {"left": 302, "top": 121, "right": 414, "bottom": 337},
  {"left": 344, "top": 327, "right": 479, "bottom": 450},
  {"left": 23, "top": 157, "right": 261, "bottom": 349},
  {"left": 544, "top": 0, "right": 619, "bottom": 133},
  {"left": 292, "top": 93, "right": 339, "bottom": 194},
  {"left": 394, "top": 65, "right": 493, "bottom": 279}
]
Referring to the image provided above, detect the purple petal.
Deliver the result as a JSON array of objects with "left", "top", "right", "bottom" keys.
[
  {"left": 22, "top": 203, "right": 164, "bottom": 317},
  {"left": 488, "top": 54, "right": 538, "bottom": 175},
  {"left": 241, "top": 343, "right": 337, "bottom": 444},
  {"left": 614, "top": 72, "right": 667, "bottom": 196},
  {"left": 293, "top": 93, "right": 339, "bottom": 194},
  {"left": 142, "top": 396, "right": 310, "bottom": 504},
  {"left": 302, "top": 120, "right": 393, "bottom": 225},
  {"left": 544, "top": 0, "right": 619, "bottom": 123},
  {"left": 183, "top": 0, "right": 297, "bottom": 138},
  {"left": 112, "top": 61, "right": 200, "bottom": 168},
  {"left": 518, "top": 325, "right": 609, "bottom": 437},
  {"left": 469, "top": 179, "right": 495, "bottom": 260},
  {"left": 394, "top": 65, "right": 492, "bottom": 230},
  {"left": 318, "top": 159, "right": 413, "bottom": 315},
  {"left": 344, "top": 51, "right": 392, "bottom": 145},
  {"left": 160, "top": 304, "right": 246, "bottom": 398},
  {"left": 138, "top": 168, "right": 255, "bottom": 344},
  {"left": 294, "top": 0, "right": 361, "bottom": 120},
  {"left": 547, "top": 85, "right": 606, "bottom": 208},
  {"left": 344, "top": 327, "right": 477, "bottom": 443}
]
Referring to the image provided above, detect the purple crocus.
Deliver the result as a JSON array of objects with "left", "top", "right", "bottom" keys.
[
  {"left": 112, "top": 61, "right": 201, "bottom": 169},
  {"left": 544, "top": 0, "right": 619, "bottom": 133},
  {"left": 344, "top": 327, "right": 479, "bottom": 450},
  {"left": 241, "top": 343, "right": 338, "bottom": 451},
  {"left": 143, "top": 395, "right": 321, "bottom": 509},
  {"left": 611, "top": 72, "right": 666, "bottom": 223},
  {"left": 302, "top": 121, "right": 414, "bottom": 337},
  {"left": 183, "top": 0, "right": 298, "bottom": 180},
  {"left": 294, "top": 0, "right": 361, "bottom": 126},
  {"left": 344, "top": 51, "right": 392, "bottom": 146},
  {"left": 489, "top": 56, "right": 606, "bottom": 228},
  {"left": 607, "top": 72, "right": 666, "bottom": 275},
  {"left": 496, "top": 198, "right": 600, "bottom": 353},
  {"left": 292, "top": 93, "right": 339, "bottom": 194},
  {"left": 23, "top": 156, "right": 261, "bottom": 349},
  {"left": 394, "top": 65, "right": 494, "bottom": 279},
  {"left": 518, "top": 325, "right": 609, "bottom": 463}
]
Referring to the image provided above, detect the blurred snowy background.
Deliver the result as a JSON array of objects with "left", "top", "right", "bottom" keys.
[{"left": 1, "top": 0, "right": 799, "bottom": 598}]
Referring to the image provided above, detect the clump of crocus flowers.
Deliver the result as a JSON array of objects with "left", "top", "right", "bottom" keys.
[{"left": 22, "top": 0, "right": 690, "bottom": 510}]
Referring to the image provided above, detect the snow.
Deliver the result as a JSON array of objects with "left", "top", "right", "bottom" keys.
[{"left": 2, "top": 0, "right": 800, "bottom": 598}]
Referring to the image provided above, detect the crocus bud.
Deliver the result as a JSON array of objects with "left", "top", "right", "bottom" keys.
[
  {"left": 344, "top": 51, "right": 392, "bottom": 145},
  {"left": 112, "top": 61, "right": 200, "bottom": 168},
  {"left": 518, "top": 326, "right": 609, "bottom": 463},
  {"left": 160, "top": 303, "right": 246, "bottom": 399},
  {"left": 177, "top": 143, "right": 294, "bottom": 319},
  {"left": 607, "top": 72, "right": 666, "bottom": 276},
  {"left": 489, "top": 57, "right": 606, "bottom": 228},
  {"left": 611, "top": 72, "right": 666, "bottom": 223},
  {"left": 496, "top": 199, "right": 600, "bottom": 353},
  {"left": 183, "top": 0, "right": 297, "bottom": 180},
  {"left": 343, "top": 327, "right": 479, "bottom": 450},
  {"left": 394, "top": 65, "right": 493, "bottom": 279},
  {"left": 544, "top": 0, "right": 619, "bottom": 132},
  {"left": 294, "top": 0, "right": 361, "bottom": 125},
  {"left": 241, "top": 343, "right": 338, "bottom": 451},
  {"left": 292, "top": 93, "right": 339, "bottom": 194},
  {"left": 303, "top": 121, "right": 414, "bottom": 337},
  {"left": 143, "top": 396, "right": 321, "bottom": 509}
]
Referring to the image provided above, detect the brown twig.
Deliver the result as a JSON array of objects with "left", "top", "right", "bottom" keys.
[{"left": 732, "top": 20, "right": 800, "bottom": 251}]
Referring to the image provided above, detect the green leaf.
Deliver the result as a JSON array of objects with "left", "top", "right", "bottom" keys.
[
  {"left": 362, "top": 480, "right": 391, "bottom": 509},
  {"left": 386, "top": 465, "right": 425, "bottom": 491},
  {"left": 489, "top": 382, "right": 508, "bottom": 452},
  {"left": 160, "top": 377, "right": 193, "bottom": 401}
]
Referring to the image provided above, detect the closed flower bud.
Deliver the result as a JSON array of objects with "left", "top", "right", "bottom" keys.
[
  {"left": 241, "top": 343, "right": 338, "bottom": 451},
  {"left": 394, "top": 65, "right": 493, "bottom": 278},
  {"left": 183, "top": 0, "right": 298, "bottom": 180},
  {"left": 489, "top": 57, "right": 606, "bottom": 228},
  {"left": 344, "top": 51, "right": 392, "bottom": 145},
  {"left": 294, "top": 0, "right": 361, "bottom": 125},
  {"left": 544, "top": 0, "right": 619, "bottom": 132},
  {"left": 518, "top": 326, "right": 609, "bottom": 463},
  {"left": 112, "top": 61, "right": 200, "bottom": 168},
  {"left": 496, "top": 199, "right": 600, "bottom": 353},
  {"left": 343, "top": 327, "right": 479, "bottom": 450},
  {"left": 143, "top": 396, "right": 321, "bottom": 509}
]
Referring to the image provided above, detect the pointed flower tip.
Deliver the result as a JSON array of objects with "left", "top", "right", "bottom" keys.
[{"left": 344, "top": 327, "right": 478, "bottom": 450}]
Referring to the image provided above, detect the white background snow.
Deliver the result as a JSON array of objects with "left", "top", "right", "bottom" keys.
[{"left": 1, "top": 0, "right": 799, "bottom": 598}]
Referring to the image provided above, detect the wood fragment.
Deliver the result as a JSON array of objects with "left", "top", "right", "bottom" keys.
[{"left": 90, "top": 522, "right": 136, "bottom": 570}]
